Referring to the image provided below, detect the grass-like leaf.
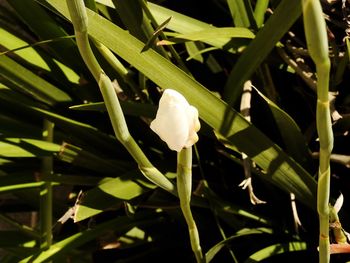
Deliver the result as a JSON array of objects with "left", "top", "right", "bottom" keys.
[
  {"left": 223, "top": 0, "right": 302, "bottom": 105},
  {"left": 253, "top": 86, "right": 313, "bottom": 170},
  {"left": 74, "top": 170, "right": 156, "bottom": 222},
  {"left": 158, "top": 27, "right": 255, "bottom": 47},
  {"left": 244, "top": 241, "right": 308, "bottom": 263},
  {"left": 0, "top": 138, "right": 60, "bottom": 158},
  {"left": 205, "top": 228, "right": 273, "bottom": 263},
  {"left": 19, "top": 212, "right": 162, "bottom": 262},
  {"left": 8, "top": 0, "right": 85, "bottom": 73},
  {"left": 0, "top": 55, "right": 72, "bottom": 106}
]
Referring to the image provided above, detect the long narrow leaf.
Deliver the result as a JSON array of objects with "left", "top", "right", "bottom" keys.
[
  {"left": 223, "top": 0, "right": 302, "bottom": 105},
  {"left": 19, "top": 212, "right": 160, "bottom": 262},
  {"left": 159, "top": 27, "right": 254, "bottom": 46},
  {"left": 8, "top": 0, "right": 85, "bottom": 73},
  {"left": 244, "top": 241, "right": 308, "bottom": 263},
  {"left": 253, "top": 86, "right": 313, "bottom": 170},
  {"left": 0, "top": 138, "right": 60, "bottom": 158},
  {"left": 0, "top": 55, "right": 72, "bottom": 105},
  {"left": 206, "top": 228, "right": 273, "bottom": 263}
]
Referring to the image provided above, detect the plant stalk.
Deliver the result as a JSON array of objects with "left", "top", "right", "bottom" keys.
[
  {"left": 177, "top": 147, "right": 203, "bottom": 263},
  {"left": 66, "top": 0, "right": 175, "bottom": 194},
  {"left": 302, "top": 1, "right": 333, "bottom": 262}
]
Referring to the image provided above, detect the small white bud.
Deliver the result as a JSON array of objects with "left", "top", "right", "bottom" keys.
[{"left": 150, "top": 89, "right": 200, "bottom": 152}]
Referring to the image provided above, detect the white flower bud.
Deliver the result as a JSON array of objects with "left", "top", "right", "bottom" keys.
[{"left": 150, "top": 89, "right": 200, "bottom": 152}]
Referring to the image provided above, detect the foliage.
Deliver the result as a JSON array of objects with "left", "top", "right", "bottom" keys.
[{"left": 0, "top": 0, "right": 350, "bottom": 262}]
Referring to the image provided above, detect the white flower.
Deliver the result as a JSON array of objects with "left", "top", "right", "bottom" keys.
[{"left": 150, "top": 89, "right": 200, "bottom": 152}]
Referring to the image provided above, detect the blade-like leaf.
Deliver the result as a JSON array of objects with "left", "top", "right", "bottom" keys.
[
  {"left": 19, "top": 212, "right": 160, "bottom": 262},
  {"left": 58, "top": 142, "right": 134, "bottom": 174},
  {"left": 253, "top": 86, "right": 313, "bottom": 170},
  {"left": 0, "top": 138, "right": 60, "bottom": 158},
  {"left": 69, "top": 100, "right": 157, "bottom": 118},
  {"left": 223, "top": 0, "right": 302, "bottom": 105},
  {"left": 206, "top": 228, "right": 273, "bottom": 263},
  {"left": 226, "top": 0, "right": 256, "bottom": 28},
  {"left": 0, "top": 27, "right": 79, "bottom": 84},
  {"left": 8, "top": 0, "right": 85, "bottom": 73},
  {"left": 157, "top": 27, "right": 254, "bottom": 48},
  {"left": 0, "top": 87, "right": 121, "bottom": 154},
  {"left": 244, "top": 241, "right": 308, "bottom": 263},
  {"left": 74, "top": 170, "right": 156, "bottom": 222},
  {"left": 0, "top": 54, "right": 72, "bottom": 105},
  {"left": 112, "top": 0, "right": 147, "bottom": 42}
]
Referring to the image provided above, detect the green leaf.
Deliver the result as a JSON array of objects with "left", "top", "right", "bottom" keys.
[
  {"left": 74, "top": 170, "right": 155, "bottom": 222},
  {"left": 0, "top": 113, "right": 42, "bottom": 138},
  {"left": 244, "top": 241, "right": 308, "bottom": 262},
  {"left": 0, "top": 231, "right": 35, "bottom": 247},
  {"left": 46, "top": 173, "right": 113, "bottom": 186},
  {"left": 227, "top": 0, "right": 256, "bottom": 28},
  {"left": 45, "top": 0, "right": 316, "bottom": 209},
  {"left": 69, "top": 100, "right": 157, "bottom": 118},
  {"left": 158, "top": 27, "right": 255, "bottom": 47},
  {"left": 0, "top": 87, "right": 121, "bottom": 154},
  {"left": 254, "top": 0, "right": 270, "bottom": 28},
  {"left": 203, "top": 186, "right": 271, "bottom": 226},
  {"left": 142, "top": 16, "right": 172, "bottom": 52},
  {"left": 8, "top": 0, "right": 85, "bottom": 73},
  {"left": 0, "top": 28, "right": 80, "bottom": 84},
  {"left": 57, "top": 142, "right": 133, "bottom": 174},
  {"left": 346, "top": 37, "right": 350, "bottom": 62},
  {"left": 185, "top": 42, "right": 205, "bottom": 62},
  {"left": 223, "top": 0, "right": 302, "bottom": 105},
  {"left": 19, "top": 212, "right": 160, "bottom": 262},
  {"left": 0, "top": 54, "right": 72, "bottom": 105},
  {"left": 253, "top": 86, "right": 313, "bottom": 170},
  {"left": 0, "top": 182, "right": 45, "bottom": 194},
  {"left": 205, "top": 228, "right": 273, "bottom": 263},
  {"left": 112, "top": 0, "right": 147, "bottom": 42},
  {"left": 0, "top": 138, "right": 60, "bottom": 158},
  {"left": 148, "top": 2, "right": 249, "bottom": 52}
]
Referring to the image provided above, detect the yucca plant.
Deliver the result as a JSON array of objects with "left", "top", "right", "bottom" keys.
[{"left": 1, "top": 0, "right": 350, "bottom": 262}]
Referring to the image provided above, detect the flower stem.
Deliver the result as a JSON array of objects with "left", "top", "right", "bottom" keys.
[
  {"left": 302, "top": 1, "right": 333, "bottom": 262},
  {"left": 66, "top": 0, "right": 175, "bottom": 194},
  {"left": 177, "top": 147, "right": 203, "bottom": 263}
]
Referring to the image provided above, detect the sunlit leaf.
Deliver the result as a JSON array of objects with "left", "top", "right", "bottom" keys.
[{"left": 244, "top": 241, "right": 308, "bottom": 262}]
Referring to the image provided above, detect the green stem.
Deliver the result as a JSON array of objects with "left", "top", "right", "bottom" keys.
[
  {"left": 85, "top": 1, "right": 146, "bottom": 100},
  {"left": 302, "top": 1, "right": 333, "bottom": 262},
  {"left": 177, "top": 147, "right": 203, "bottom": 263},
  {"left": 93, "top": 40, "right": 146, "bottom": 101},
  {"left": 66, "top": 0, "right": 175, "bottom": 194},
  {"left": 40, "top": 119, "right": 54, "bottom": 250}
]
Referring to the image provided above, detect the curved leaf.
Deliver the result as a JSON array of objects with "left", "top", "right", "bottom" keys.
[
  {"left": 158, "top": 27, "right": 255, "bottom": 47},
  {"left": 20, "top": 212, "right": 160, "bottom": 262},
  {"left": 244, "top": 241, "right": 308, "bottom": 263},
  {"left": 205, "top": 228, "right": 273, "bottom": 262},
  {"left": 0, "top": 55, "right": 72, "bottom": 105},
  {"left": 0, "top": 138, "right": 60, "bottom": 158},
  {"left": 74, "top": 170, "right": 156, "bottom": 222},
  {"left": 223, "top": 0, "right": 302, "bottom": 105},
  {"left": 253, "top": 86, "right": 313, "bottom": 170}
]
